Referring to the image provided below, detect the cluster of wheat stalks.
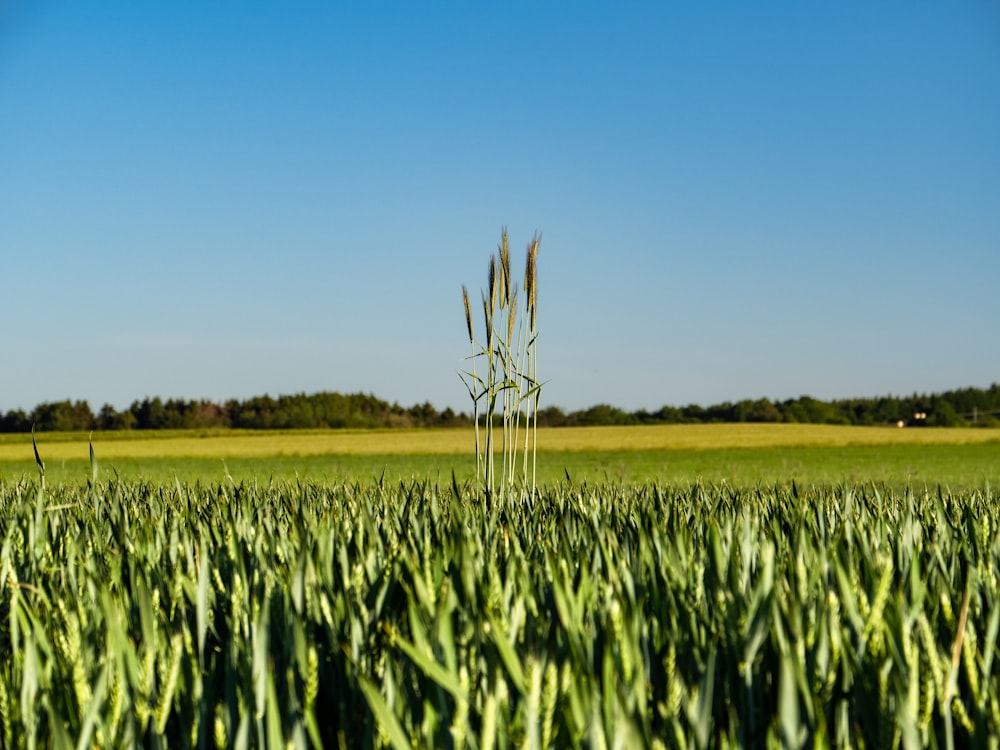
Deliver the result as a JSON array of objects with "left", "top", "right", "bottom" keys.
[{"left": 461, "top": 229, "right": 541, "bottom": 504}]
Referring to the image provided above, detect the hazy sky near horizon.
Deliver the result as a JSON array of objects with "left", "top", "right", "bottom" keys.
[{"left": 2, "top": 2, "right": 998, "bottom": 414}]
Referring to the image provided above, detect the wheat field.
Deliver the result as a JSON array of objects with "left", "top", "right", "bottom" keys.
[{"left": 0, "top": 424, "right": 996, "bottom": 463}]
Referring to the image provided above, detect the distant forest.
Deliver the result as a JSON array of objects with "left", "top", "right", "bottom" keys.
[{"left": 2, "top": 384, "right": 999, "bottom": 433}]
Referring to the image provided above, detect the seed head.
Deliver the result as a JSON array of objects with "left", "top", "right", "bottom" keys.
[
  {"left": 507, "top": 286, "right": 518, "bottom": 344},
  {"left": 523, "top": 243, "right": 534, "bottom": 315},
  {"left": 482, "top": 291, "right": 493, "bottom": 349},
  {"left": 462, "top": 285, "right": 474, "bottom": 343},
  {"left": 499, "top": 230, "right": 512, "bottom": 309},
  {"left": 527, "top": 234, "right": 540, "bottom": 331},
  {"left": 488, "top": 254, "right": 497, "bottom": 317}
]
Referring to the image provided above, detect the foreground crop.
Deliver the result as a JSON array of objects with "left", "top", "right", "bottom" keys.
[{"left": 0, "top": 480, "right": 998, "bottom": 748}]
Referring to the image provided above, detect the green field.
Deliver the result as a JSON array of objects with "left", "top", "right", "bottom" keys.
[
  {"left": 1, "top": 424, "right": 997, "bottom": 487},
  {"left": 1, "top": 476, "right": 998, "bottom": 747},
  {"left": 2, "top": 423, "right": 999, "bottom": 747}
]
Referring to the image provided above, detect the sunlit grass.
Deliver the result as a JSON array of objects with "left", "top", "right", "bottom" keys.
[
  {"left": 0, "top": 478, "right": 997, "bottom": 746},
  {"left": 0, "top": 426, "right": 996, "bottom": 487},
  {"left": 0, "top": 423, "right": 996, "bottom": 463}
]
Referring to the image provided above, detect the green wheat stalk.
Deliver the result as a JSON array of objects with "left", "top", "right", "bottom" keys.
[{"left": 462, "top": 285, "right": 481, "bottom": 490}]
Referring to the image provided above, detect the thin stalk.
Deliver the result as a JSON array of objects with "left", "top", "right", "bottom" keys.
[
  {"left": 517, "top": 301, "right": 531, "bottom": 488},
  {"left": 504, "top": 286, "right": 520, "bottom": 489},
  {"left": 512, "top": 260, "right": 536, "bottom": 491},
  {"left": 531, "top": 349, "right": 539, "bottom": 495},
  {"left": 462, "top": 286, "right": 481, "bottom": 490},
  {"left": 472, "top": 350, "right": 481, "bottom": 489},
  {"left": 527, "top": 235, "right": 540, "bottom": 497},
  {"left": 482, "top": 291, "right": 495, "bottom": 501}
]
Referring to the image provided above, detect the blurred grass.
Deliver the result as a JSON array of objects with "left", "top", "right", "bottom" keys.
[
  {"left": 1, "top": 437, "right": 996, "bottom": 488},
  {"left": 0, "top": 423, "right": 997, "bottom": 458}
]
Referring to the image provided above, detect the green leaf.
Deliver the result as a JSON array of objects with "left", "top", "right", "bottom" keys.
[
  {"left": 89, "top": 432, "right": 98, "bottom": 484},
  {"left": 265, "top": 665, "right": 284, "bottom": 750},
  {"left": 20, "top": 635, "right": 39, "bottom": 728},
  {"left": 690, "top": 649, "right": 716, "bottom": 750},
  {"left": 980, "top": 601, "right": 1000, "bottom": 696},
  {"left": 75, "top": 663, "right": 110, "bottom": 750},
  {"left": 486, "top": 611, "right": 526, "bottom": 695},
  {"left": 31, "top": 423, "right": 45, "bottom": 485},
  {"left": 389, "top": 624, "right": 463, "bottom": 698},
  {"left": 253, "top": 603, "right": 270, "bottom": 720},
  {"left": 197, "top": 535, "right": 209, "bottom": 664},
  {"left": 779, "top": 653, "right": 805, "bottom": 750},
  {"left": 46, "top": 697, "right": 74, "bottom": 750},
  {"left": 358, "top": 674, "right": 411, "bottom": 750}
]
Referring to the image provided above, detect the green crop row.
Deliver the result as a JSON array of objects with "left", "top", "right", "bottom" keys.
[{"left": 0, "top": 478, "right": 998, "bottom": 748}]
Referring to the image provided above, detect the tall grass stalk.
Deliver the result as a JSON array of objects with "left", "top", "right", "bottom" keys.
[
  {"left": 461, "top": 229, "right": 541, "bottom": 504},
  {"left": 461, "top": 285, "right": 481, "bottom": 490}
]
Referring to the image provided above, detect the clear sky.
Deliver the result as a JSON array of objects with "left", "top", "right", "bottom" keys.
[{"left": 2, "top": 2, "right": 998, "bottom": 415}]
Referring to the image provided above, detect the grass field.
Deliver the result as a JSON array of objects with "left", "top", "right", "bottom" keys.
[
  {"left": 1, "top": 475, "right": 998, "bottom": 747},
  {"left": 0, "top": 424, "right": 996, "bottom": 487},
  {"left": 2, "top": 422, "right": 998, "bottom": 746}
]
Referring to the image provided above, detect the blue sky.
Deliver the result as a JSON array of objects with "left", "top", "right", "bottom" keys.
[{"left": 2, "top": 2, "right": 998, "bottom": 414}]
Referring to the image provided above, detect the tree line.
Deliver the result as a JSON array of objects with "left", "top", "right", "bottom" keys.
[
  {"left": 1, "top": 384, "right": 998, "bottom": 433},
  {"left": 539, "top": 383, "right": 1000, "bottom": 428},
  {"left": 0, "top": 393, "right": 463, "bottom": 433}
]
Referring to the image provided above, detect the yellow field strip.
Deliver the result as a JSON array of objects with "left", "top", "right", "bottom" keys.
[{"left": 0, "top": 424, "right": 997, "bottom": 462}]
